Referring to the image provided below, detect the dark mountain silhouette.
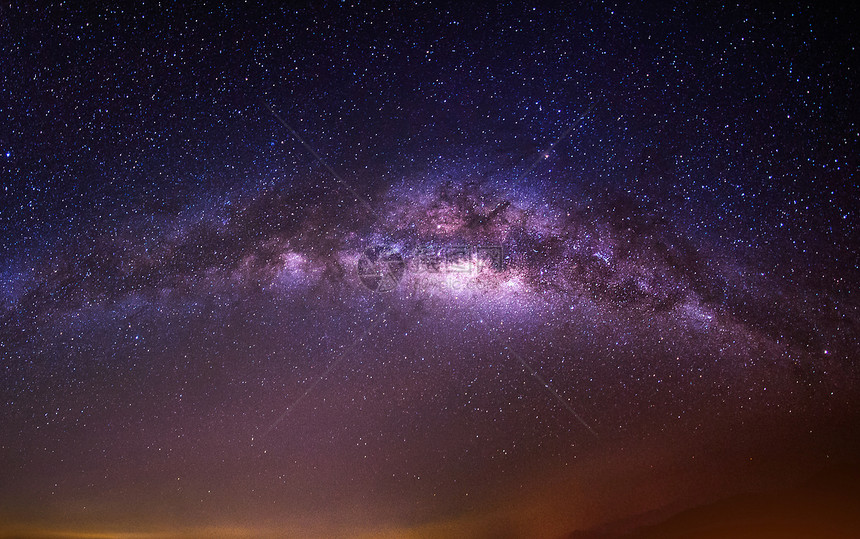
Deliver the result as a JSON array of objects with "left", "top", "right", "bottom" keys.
[{"left": 564, "top": 463, "right": 860, "bottom": 539}]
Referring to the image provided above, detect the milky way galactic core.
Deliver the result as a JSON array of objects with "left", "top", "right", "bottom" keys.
[{"left": 1, "top": 3, "right": 858, "bottom": 538}]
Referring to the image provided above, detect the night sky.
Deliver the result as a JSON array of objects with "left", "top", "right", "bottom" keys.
[{"left": 1, "top": 2, "right": 859, "bottom": 538}]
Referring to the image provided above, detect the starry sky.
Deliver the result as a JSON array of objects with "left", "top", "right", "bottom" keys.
[{"left": 1, "top": 2, "right": 858, "bottom": 538}]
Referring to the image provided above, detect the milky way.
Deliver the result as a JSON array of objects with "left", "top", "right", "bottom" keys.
[{"left": 1, "top": 3, "right": 858, "bottom": 538}]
